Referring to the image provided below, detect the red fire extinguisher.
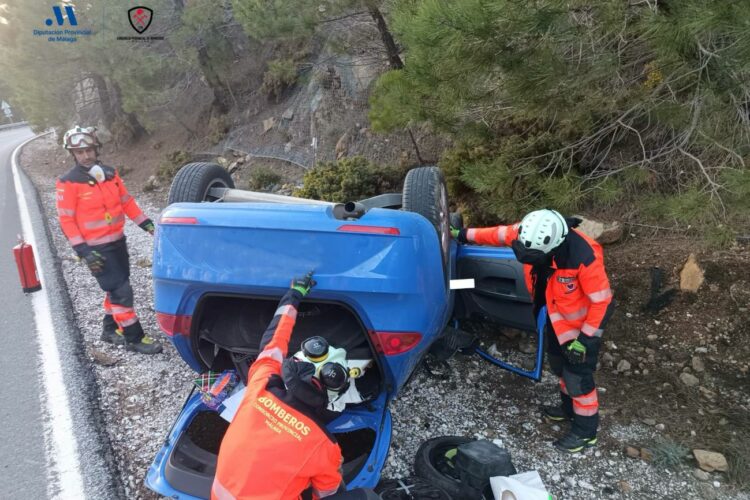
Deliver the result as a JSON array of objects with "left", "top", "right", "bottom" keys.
[{"left": 13, "top": 236, "right": 42, "bottom": 293}]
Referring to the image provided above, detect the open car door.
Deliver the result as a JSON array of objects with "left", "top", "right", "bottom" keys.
[{"left": 453, "top": 244, "right": 546, "bottom": 380}]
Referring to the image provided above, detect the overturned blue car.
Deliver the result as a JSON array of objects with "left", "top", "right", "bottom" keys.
[{"left": 145, "top": 164, "right": 540, "bottom": 499}]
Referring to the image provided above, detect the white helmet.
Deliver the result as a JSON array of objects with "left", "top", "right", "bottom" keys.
[
  {"left": 63, "top": 126, "right": 100, "bottom": 150},
  {"left": 517, "top": 209, "right": 568, "bottom": 254}
]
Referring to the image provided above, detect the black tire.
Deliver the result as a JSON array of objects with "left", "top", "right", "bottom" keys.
[
  {"left": 414, "top": 436, "right": 474, "bottom": 499},
  {"left": 167, "top": 162, "right": 235, "bottom": 204},
  {"left": 402, "top": 166, "right": 450, "bottom": 286},
  {"left": 375, "top": 478, "right": 451, "bottom": 499}
]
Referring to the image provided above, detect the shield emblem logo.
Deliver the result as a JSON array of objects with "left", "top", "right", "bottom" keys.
[{"left": 128, "top": 7, "right": 153, "bottom": 34}]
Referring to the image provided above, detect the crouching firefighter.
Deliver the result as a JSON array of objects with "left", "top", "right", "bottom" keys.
[
  {"left": 55, "top": 126, "right": 162, "bottom": 354},
  {"left": 453, "top": 209, "right": 614, "bottom": 453},
  {"left": 212, "top": 272, "right": 379, "bottom": 500}
]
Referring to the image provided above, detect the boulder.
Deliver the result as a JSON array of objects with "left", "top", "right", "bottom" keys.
[
  {"left": 617, "top": 359, "right": 631, "bottom": 372},
  {"left": 680, "top": 372, "right": 700, "bottom": 387},
  {"left": 680, "top": 254, "right": 705, "bottom": 292},
  {"left": 282, "top": 107, "right": 294, "bottom": 121},
  {"left": 693, "top": 450, "right": 728, "bottom": 472},
  {"left": 335, "top": 132, "right": 350, "bottom": 159},
  {"left": 574, "top": 215, "right": 624, "bottom": 245},
  {"left": 227, "top": 161, "right": 241, "bottom": 174},
  {"left": 693, "top": 468, "right": 711, "bottom": 481},
  {"left": 692, "top": 356, "right": 705, "bottom": 372},
  {"left": 625, "top": 446, "right": 640, "bottom": 458},
  {"left": 263, "top": 117, "right": 276, "bottom": 133}
]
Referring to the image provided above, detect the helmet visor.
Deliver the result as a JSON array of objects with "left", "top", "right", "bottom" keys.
[{"left": 66, "top": 133, "right": 98, "bottom": 149}]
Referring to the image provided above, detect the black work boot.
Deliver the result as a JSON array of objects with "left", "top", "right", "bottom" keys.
[
  {"left": 125, "top": 335, "right": 163, "bottom": 355},
  {"left": 554, "top": 432, "right": 597, "bottom": 453},
  {"left": 100, "top": 315, "right": 125, "bottom": 345},
  {"left": 541, "top": 405, "right": 573, "bottom": 422},
  {"left": 122, "top": 321, "right": 163, "bottom": 355}
]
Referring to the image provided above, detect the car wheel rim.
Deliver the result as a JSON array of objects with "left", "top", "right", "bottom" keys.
[{"left": 203, "top": 179, "right": 229, "bottom": 202}]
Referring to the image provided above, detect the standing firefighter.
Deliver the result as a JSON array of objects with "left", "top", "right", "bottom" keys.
[
  {"left": 454, "top": 209, "right": 614, "bottom": 452},
  {"left": 56, "top": 126, "right": 162, "bottom": 354},
  {"left": 213, "top": 272, "right": 378, "bottom": 500}
]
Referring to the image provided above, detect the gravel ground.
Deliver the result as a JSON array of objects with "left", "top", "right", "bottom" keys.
[{"left": 20, "top": 135, "right": 748, "bottom": 500}]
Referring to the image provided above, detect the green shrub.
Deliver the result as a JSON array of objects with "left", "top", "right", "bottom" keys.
[
  {"left": 650, "top": 438, "right": 689, "bottom": 469},
  {"left": 157, "top": 150, "right": 192, "bottom": 181},
  {"left": 261, "top": 59, "right": 298, "bottom": 101},
  {"left": 295, "top": 157, "right": 405, "bottom": 203},
  {"left": 248, "top": 167, "right": 282, "bottom": 191},
  {"left": 207, "top": 113, "right": 230, "bottom": 145}
]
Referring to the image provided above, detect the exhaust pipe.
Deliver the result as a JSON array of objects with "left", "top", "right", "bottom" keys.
[{"left": 333, "top": 201, "right": 367, "bottom": 220}]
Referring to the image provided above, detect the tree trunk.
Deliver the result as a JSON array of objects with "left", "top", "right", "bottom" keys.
[
  {"left": 197, "top": 43, "right": 232, "bottom": 113},
  {"left": 108, "top": 80, "right": 146, "bottom": 144},
  {"left": 88, "top": 72, "right": 115, "bottom": 129},
  {"left": 367, "top": 4, "right": 403, "bottom": 70}
]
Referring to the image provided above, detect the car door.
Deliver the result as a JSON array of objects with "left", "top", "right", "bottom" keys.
[
  {"left": 454, "top": 245, "right": 534, "bottom": 331},
  {"left": 453, "top": 244, "right": 547, "bottom": 380}
]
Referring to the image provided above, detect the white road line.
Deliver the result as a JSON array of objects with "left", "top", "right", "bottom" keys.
[{"left": 11, "top": 133, "right": 86, "bottom": 500}]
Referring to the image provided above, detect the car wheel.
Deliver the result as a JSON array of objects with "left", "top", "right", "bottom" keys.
[
  {"left": 167, "top": 162, "right": 235, "bottom": 204},
  {"left": 402, "top": 166, "right": 450, "bottom": 287},
  {"left": 414, "top": 436, "right": 475, "bottom": 499}
]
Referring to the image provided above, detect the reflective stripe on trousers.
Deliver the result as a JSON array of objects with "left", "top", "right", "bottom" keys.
[
  {"left": 572, "top": 388, "right": 598, "bottom": 416},
  {"left": 104, "top": 294, "right": 138, "bottom": 330}
]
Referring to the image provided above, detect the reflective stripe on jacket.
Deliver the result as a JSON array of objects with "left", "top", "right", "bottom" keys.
[
  {"left": 212, "top": 289, "right": 343, "bottom": 500},
  {"left": 56, "top": 164, "right": 147, "bottom": 253},
  {"left": 468, "top": 225, "right": 614, "bottom": 345}
]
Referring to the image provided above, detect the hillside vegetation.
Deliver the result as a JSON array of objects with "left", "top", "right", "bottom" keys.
[{"left": 1, "top": 1, "right": 748, "bottom": 240}]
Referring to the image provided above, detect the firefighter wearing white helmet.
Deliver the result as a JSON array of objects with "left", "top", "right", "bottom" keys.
[
  {"left": 63, "top": 126, "right": 101, "bottom": 151},
  {"left": 453, "top": 209, "right": 614, "bottom": 453},
  {"left": 56, "top": 125, "right": 162, "bottom": 355}
]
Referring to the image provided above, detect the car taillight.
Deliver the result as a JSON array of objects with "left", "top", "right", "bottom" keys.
[
  {"left": 156, "top": 312, "right": 192, "bottom": 337},
  {"left": 370, "top": 331, "right": 422, "bottom": 356},
  {"left": 337, "top": 224, "right": 400, "bottom": 235},
  {"left": 160, "top": 216, "right": 198, "bottom": 225}
]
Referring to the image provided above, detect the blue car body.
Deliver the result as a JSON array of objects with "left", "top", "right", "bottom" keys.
[{"left": 146, "top": 201, "right": 533, "bottom": 498}]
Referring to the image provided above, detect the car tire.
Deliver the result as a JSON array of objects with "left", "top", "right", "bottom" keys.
[
  {"left": 167, "top": 162, "right": 235, "bottom": 204},
  {"left": 402, "top": 166, "right": 450, "bottom": 286},
  {"left": 375, "top": 478, "right": 451, "bottom": 499},
  {"left": 413, "top": 436, "right": 475, "bottom": 499}
]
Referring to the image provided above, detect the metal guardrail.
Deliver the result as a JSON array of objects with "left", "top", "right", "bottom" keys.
[{"left": 0, "top": 121, "right": 29, "bottom": 131}]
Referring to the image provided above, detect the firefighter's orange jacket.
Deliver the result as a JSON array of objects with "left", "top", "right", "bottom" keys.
[
  {"left": 466, "top": 224, "right": 614, "bottom": 345},
  {"left": 212, "top": 289, "right": 343, "bottom": 500},
  {"left": 56, "top": 165, "right": 148, "bottom": 254}
]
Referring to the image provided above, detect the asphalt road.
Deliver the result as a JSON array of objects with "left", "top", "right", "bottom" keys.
[{"left": 0, "top": 127, "right": 123, "bottom": 499}]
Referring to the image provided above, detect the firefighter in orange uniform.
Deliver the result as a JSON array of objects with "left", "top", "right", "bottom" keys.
[
  {"left": 213, "top": 273, "right": 378, "bottom": 500},
  {"left": 56, "top": 126, "right": 162, "bottom": 354},
  {"left": 454, "top": 209, "right": 614, "bottom": 452}
]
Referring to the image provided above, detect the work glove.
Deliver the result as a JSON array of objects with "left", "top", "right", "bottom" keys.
[
  {"left": 451, "top": 226, "right": 468, "bottom": 244},
  {"left": 291, "top": 271, "right": 316, "bottom": 297},
  {"left": 83, "top": 251, "right": 106, "bottom": 276},
  {"left": 139, "top": 219, "right": 155, "bottom": 235},
  {"left": 563, "top": 338, "right": 587, "bottom": 365}
]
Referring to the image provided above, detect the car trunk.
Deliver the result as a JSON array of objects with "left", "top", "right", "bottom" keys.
[
  {"left": 191, "top": 295, "right": 382, "bottom": 390},
  {"left": 162, "top": 405, "right": 378, "bottom": 499},
  {"left": 149, "top": 295, "right": 386, "bottom": 498}
]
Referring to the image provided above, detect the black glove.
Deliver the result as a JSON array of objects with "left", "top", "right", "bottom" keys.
[
  {"left": 451, "top": 226, "right": 468, "bottom": 244},
  {"left": 83, "top": 251, "right": 106, "bottom": 275},
  {"left": 563, "top": 338, "right": 587, "bottom": 364},
  {"left": 291, "top": 271, "right": 316, "bottom": 297},
  {"left": 139, "top": 218, "right": 155, "bottom": 235}
]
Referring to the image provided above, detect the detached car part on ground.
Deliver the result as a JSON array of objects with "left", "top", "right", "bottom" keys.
[{"left": 146, "top": 163, "right": 543, "bottom": 499}]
